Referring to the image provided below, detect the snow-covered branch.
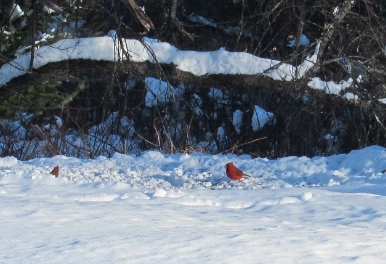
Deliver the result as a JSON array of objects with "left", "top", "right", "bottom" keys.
[{"left": 0, "top": 37, "right": 321, "bottom": 87}]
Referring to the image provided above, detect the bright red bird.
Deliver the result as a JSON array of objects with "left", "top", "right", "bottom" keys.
[
  {"left": 50, "top": 165, "right": 59, "bottom": 178},
  {"left": 224, "top": 162, "right": 252, "bottom": 180}
]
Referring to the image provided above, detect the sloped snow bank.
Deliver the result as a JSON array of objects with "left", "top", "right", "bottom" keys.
[{"left": 1, "top": 145, "right": 386, "bottom": 192}]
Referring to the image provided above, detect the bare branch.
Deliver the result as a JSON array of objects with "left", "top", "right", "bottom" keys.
[
  {"left": 311, "top": 0, "right": 356, "bottom": 74},
  {"left": 37, "top": 0, "right": 64, "bottom": 13},
  {"left": 120, "top": 0, "right": 154, "bottom": 32}
]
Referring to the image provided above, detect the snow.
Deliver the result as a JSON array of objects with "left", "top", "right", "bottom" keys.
[
  {"left": 1, "top": 37, "right": 318, "bottom": 87},
  {"left": 144, "top": 77, "right": 173, "bottom": 107},
  {"left": 333, "top": 6, "right": 340, "bottom": 16},
  {"left": 43, "top": 5, "right": 55, "bottom": 14},
  {"left": 251, "top": 105, "right": 275, "bottom": 131},
  {"left": 1, "top": 33, "right": 386, "bottom": 262},
  {"left": 54, "top": 115, "right": 63, "bottom": 127},
  {"left": 107, "top": 30, "right": 118, "bottom": 40},
  {"left": 308, "top": 77, "right": 353, "bottom": 95},
  {"left": 287, "top": 34, "right": 310, "bottom": 48},
  {"left": 10, "top": 4, "right": 24, "bottom": 22},
  {"left": 232, "top": 110, "right": 243, "bottom": 134},
  {"left": 208, "top": 87, "right": 228, "bottom": 106},
  {"left": 0, "top": 35, "right": 365, "bottom": 101},
  {"left": 217, "top": 126, "right": 225, "bottom": 141},
  {"left": 191, "top": 94, "right": 203, "bottom": 116},
  {"left": 343, "top": 92, "right": 359, "bottom": 101},
  {"left": 2, "top": 146, "right": 386, "bottom": 262}
]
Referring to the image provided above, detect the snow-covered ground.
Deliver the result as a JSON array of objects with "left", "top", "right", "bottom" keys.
[
  {"left": 1, "top": 12, "right": 386, "bottom": 262},
  {"left": 1, "top": 145, "right": 386, "bottom": 263}
]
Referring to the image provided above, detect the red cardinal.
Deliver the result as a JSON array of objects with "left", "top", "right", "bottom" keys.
[
  {"left": 224, "top": 162, "right": 252, "bottom": 181},
  {"left": 50, "top": 165, "right": 59, "bottom": 178}
]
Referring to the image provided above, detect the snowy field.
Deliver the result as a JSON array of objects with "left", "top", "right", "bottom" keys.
[
  {"left": 1, "top": 145, "right": 386, "bottom": 263},
  {"left": 2, "top": 5, "right": 386, "bottom": 263}
]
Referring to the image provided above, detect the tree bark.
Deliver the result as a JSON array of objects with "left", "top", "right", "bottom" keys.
[{"left": 120, "top": 0, "right": 154, "bottom": 32}]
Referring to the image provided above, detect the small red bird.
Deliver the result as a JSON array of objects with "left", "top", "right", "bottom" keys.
[
  {"left": 50, "top": 165, "right": 59, "bottom": 178},
  {"left": 224, "top": 162, "right": 252, "bottom": 181}
]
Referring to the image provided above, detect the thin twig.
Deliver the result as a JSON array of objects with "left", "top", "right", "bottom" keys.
[{"left": 221, "top": 137, "right": 267, "bottom": 154}]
